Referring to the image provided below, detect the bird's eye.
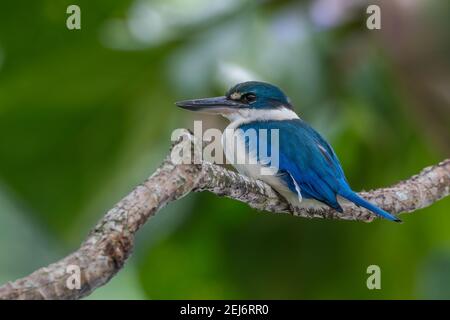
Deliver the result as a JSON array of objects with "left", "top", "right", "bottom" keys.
[{"left": 243, "top": 93, "right": 257, "bottom": 104}]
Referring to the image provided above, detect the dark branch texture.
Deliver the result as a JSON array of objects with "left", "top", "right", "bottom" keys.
[{"left": 0, "top": 131, "right": 448, "bottom": 299}]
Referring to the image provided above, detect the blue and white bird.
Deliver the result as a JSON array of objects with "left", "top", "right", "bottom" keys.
[{"left": 176, "top": 81, "right": 401, "bottom": 222}]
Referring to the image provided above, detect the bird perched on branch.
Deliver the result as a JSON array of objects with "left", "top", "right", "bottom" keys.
[{"left": 176, "top": 81, "right": 401, "bottom": 222}]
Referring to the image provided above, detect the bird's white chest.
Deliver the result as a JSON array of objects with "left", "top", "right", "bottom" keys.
[
  {"left": 220, "top": 107, "right": 298, "bottom": 179},
  {"left": 220, "top": 108, "right": 328, "bottom": 210}
]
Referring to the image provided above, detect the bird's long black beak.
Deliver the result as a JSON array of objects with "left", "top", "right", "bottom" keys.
[{"left": 175, "top": 96, "right": 246, "bottom": 114}]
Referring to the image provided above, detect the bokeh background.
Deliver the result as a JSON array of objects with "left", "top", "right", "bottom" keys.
[{"left": 0, "top": 0, "right": 449, "bottom": 299}]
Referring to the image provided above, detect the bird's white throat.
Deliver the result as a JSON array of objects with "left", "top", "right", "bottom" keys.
[{"left": 222, "top": 106, "right": 299, "bottom": 129}]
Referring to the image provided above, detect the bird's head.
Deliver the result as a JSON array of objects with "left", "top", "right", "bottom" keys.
[{"left": 176, "top": 81, "right": 295, "bottom": 121}]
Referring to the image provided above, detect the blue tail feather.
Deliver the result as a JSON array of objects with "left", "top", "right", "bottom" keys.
[{"left": 339, "top": 191, "right": 402, "bottom": 223}]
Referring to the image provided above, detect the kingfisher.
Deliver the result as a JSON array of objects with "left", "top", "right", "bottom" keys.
[{"left": 176, "top": 81, "right": 401, "bottom": 222}]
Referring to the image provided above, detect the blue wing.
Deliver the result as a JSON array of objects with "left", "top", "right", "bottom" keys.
[
  {"left": 239, "top": 119, "right": 401, "bottom": 222},
  {"left": 240, "top": 119, "right": 348, "bottom": 211}
]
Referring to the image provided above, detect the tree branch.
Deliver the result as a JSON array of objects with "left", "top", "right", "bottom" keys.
[{"left": 0, "top": 131, "right": 448, "bottom": 299}]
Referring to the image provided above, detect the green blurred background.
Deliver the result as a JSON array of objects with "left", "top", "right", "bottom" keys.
[{"left": 0, "top": 0, "right": 449, "bottom": 299}]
